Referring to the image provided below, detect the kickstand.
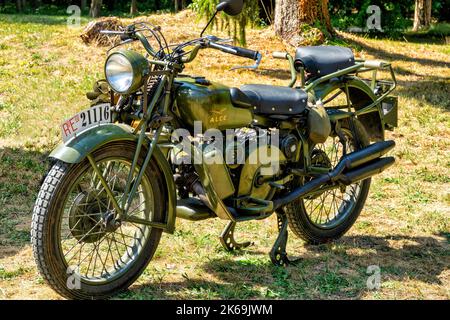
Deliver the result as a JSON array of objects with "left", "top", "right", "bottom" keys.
[
  {"left": 220, "top": 221, "right": 253, "bottom": 251},
  {"left": 270, "top": 212, "right": 300, "bottom": 266}
]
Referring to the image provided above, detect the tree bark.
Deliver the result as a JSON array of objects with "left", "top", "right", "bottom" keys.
[
  {"left": 90, "top": 0, "right": 102, "bottom": 18},
  {"left": 130, "top": 0, "right": 138, "bottom": 16},
  {"left": 274, "top": 0, "right": 299, "bottom": 39},
  {"left": 275, "top": 0, "right": 333, "bottom": 40},
  {"left": 174, "top": 0, "right": 187, "bottom": 12},
  {"left": 413, "top": 0, "right": 432, "bottom": 31}
]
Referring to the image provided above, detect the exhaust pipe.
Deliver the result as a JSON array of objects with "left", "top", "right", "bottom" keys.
[
  {"left": 272, "top": 140, "right": 395, "bottom": 210},
  {"left": 339, "top": 157, "right": 395, "bottom": 185},
  {"left": 332, "top": 140, "right": 395, "bottom": 173}
]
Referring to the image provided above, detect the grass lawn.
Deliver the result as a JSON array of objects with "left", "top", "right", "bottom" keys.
[{"left": 0, "top": 11, "right": 449, "bottom": 300}]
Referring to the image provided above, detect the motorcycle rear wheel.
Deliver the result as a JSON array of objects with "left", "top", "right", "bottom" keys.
[
  {"left": 285, "top": 119, "right": 371, "bottom": 244},
  {"left": 31, "top": 141, "right": 165, "bottom": 299}
]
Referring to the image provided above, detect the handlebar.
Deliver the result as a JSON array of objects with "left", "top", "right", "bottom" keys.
[{"left": 101, "top": 27, "right": 260, "bottom": 67}]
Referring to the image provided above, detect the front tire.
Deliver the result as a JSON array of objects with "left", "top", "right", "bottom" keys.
[
  {"left": 31, "top": 141, "right": 166, "bottom": 299},
  {"left": 285, "top": 119, "right": 371, "bottom": 244}
]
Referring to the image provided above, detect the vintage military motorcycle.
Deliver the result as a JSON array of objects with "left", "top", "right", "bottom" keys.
[{"left": 31, "top": 0, "right": 398, "bottom": 299}]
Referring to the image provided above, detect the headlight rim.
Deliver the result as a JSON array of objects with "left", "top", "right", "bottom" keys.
[{"left": 104, "top": 49, "right": 150, "bottom": 95}]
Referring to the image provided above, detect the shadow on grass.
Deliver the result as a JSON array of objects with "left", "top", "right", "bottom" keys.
[
  {"left": 127, "top": 233, "right": 449, "bottom": 299},
  {"left": 346, "top": 37, "right": 449, "bottom": 69},
  {"left": 254, "top": 68, "right": 293, "bottom": 81},
  {"left": 392, "top": 74, "right": 450, "bottom": 111}
]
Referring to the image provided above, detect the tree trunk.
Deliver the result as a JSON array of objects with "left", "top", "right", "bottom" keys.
[
  {"left": 274, "top": 0, "right": 333, "bottom": 40},
  {"left": 274, "top": 0, "right": 299, "bottom": 39},
  {"left": 413, "top": 0, "right": 432, "bottom": 31},
  {"left": 16, "top": 0, "right": 27, "bottom": 12},
  {"left": 16, "top": 0, "right": 28, "bottom": 12},
  {"left": 130, "top": 0, "right": 138, "bottom": 16},
  {"left": 174, "top": 0, "right": 187, "bottom": 12},
  {"left": 90, "top": 0, "right": 102, "bottom": 18},
  {"left": 81, "top": 0, "right": 87, "bottom": 12}
]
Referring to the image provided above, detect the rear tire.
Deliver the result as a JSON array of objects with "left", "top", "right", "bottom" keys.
[
  {"left": 31, "top": 141, "right": 166, "bottom": 299},
  {"left": 285, "top": 119, "right": 371, "bottom": 244}
]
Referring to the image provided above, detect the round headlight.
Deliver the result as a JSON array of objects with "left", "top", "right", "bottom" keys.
[{"left": 105, "top": 50, "right": 149, "bottom": 94}]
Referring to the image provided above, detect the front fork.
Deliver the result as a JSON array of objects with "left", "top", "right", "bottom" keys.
[{"left": 86, "top": 74, "right": 171, "bottom": 229}]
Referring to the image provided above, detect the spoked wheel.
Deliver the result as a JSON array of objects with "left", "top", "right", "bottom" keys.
[
  {"left": 285, "top": 119, "right": 371, "bottom": 244},
  {"left": 31, "top": 141, "right": 165, "bottom": 299}
]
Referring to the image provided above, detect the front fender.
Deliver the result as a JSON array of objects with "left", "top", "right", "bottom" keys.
[
  {"left": 49, "top": 123, "right": 176, "bottom": 233},
  {"left": 50, "top": 124, "right": 136, "bottom": 163}
]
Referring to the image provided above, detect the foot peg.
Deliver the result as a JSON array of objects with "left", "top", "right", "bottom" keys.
[
  {"left": 270, "top": 212, "right": 300, "bottom": 266},
  {"left": 220, "top": 221, "right": 253, "bottom": 251}
]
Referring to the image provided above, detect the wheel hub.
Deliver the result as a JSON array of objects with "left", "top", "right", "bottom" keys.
[
  {"left": 304, "top": 149, "right": 333, "bottom": 200},
  {"left": 102, "top": 210, "right": 121, "bottom": 233},
  {"left": 68, "top": 192, "right": 114, "bottom": 243}
]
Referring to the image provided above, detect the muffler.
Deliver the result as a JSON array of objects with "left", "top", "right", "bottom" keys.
[
  {"left": 339, "top": 157, "right": 395, "bottom": 185},
  {"left": 272, "top": 140, "right": 395, "bottom": 210}
]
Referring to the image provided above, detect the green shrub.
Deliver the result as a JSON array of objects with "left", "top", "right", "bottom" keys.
[{"left": 330, "top": 0, "right": 413, "bottom": 35}]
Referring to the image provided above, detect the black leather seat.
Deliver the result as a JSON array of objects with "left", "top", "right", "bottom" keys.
[
  {"left": 295, "top": 46, "right": 355, "bottom": 79},
  {"left": 230, "top": 84, "right": 308, "bottom": 117}
]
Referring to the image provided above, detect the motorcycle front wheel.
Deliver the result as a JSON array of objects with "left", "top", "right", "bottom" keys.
[{"left": 31, "top": 141, "right": 165, "bottom": 299}]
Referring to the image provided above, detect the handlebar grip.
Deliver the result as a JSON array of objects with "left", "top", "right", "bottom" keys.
[
  {"left": 273, "top": 51, "right": 288, "bottom": 60},
  {"left": 233, "top": 46, "right": 259, "bottom": 60},
  {"left": 364, "top": 60, "right": 390, "bottom": 69},
  {"left": 100, "top": 30, "right": 132, "bottom": 41},
  {"left": 209, "top": 42, "right": 259, "bottom": 60}
]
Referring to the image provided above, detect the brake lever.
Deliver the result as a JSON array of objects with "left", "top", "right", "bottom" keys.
[
  {"left": 217, "top": 38, "right": 233, "bottom": 44},
  {"left": 230, "top": 53, "right": 262, "bottom": 71}
]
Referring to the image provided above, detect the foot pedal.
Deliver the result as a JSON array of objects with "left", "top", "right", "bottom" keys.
[
  {"left": 269, "top": 182, "right": 285, "bottom": 190},
  {"left": 220, "top": 221, "right": 253, "bottom": 251}
]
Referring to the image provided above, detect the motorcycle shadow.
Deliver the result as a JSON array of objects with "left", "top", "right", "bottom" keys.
[{"left": 127, "top": 233, "right": 448, "bottom": 299}]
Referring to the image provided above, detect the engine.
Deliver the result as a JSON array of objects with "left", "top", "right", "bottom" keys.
[
  {"left": 227, "top": 128, "right": 301, "bottom": 201},
  {"left": 171, "top": 127, "right": 300, "bottom": 208}
]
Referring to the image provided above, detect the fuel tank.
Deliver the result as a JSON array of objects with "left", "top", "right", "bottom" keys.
[{"left": 174, "top": 77, "right": 253, "bottom": 131}]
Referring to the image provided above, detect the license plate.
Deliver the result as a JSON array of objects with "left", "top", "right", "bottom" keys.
[{"left": 61, "top": 104, "right": 111, "bottom": 142}]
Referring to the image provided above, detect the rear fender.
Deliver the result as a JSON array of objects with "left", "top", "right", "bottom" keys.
[
  {"left": 313, "top": 77, "right": 385, "bottom": 141},
  {"left": 49, "top": 123, "right": 176, "bottom": 233}
]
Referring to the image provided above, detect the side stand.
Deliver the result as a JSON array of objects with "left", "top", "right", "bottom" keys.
[
  {"left": 269, "top": 212, "right": 299, "bottom": 266},
  {"left": 220, "top": 221, "right": 253, "bottom": 251}
]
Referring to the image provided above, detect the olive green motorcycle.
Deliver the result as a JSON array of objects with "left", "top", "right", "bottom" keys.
[{"left": 31, "top": 0, "right": 398, "bottom": 299}]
